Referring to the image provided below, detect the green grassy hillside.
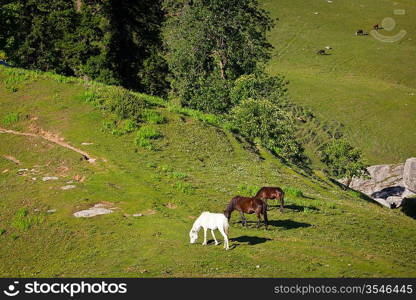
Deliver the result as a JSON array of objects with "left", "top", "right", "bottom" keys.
[
  {"left": 263, "top": 0, "right": 416, "bottom": 164},
  {"left": 0, "top": 66, "right": 415, "bottom": 277}
]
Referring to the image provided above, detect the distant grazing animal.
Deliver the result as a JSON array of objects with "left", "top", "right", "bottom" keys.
[
  {"left": 224, "top": 196, "right": 268, "bottom": 229},
  {"left": 255, "top": 186, "right": 285, "bottom": 212},
  {"left": 355, "top": 29, "right": 364, "bottom": 36},
  {"left": 373, "top": 24, "right": 379, "bottom": 30},
  {"left": 317, "top": 49, "right": 326, "bottom": 55},
  {"left": 325, "top": 46, "right": 332, "bottom": 50},
  {"left": 189, "top": 211, "right": 229, "bottom": 250}
]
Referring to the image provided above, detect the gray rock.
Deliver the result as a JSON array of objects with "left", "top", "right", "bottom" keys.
[
  {"left": 402, "top": 189, "right": 416, "bottom": 199},
  {"left": 403, "top": 158, "right": 416, "bottom": 193},
  {"left": 73, "top": 204, "right": 113, "bottom": 218},
  {"left": 373, "top": 198, "right": 392, "bottom": 208},
  {"left": 133, "top": 213, "right": 143, "bottom": 217},
  {"left": 347, "top": 163, "right": 404, "bottom": 197},
  {"left": 47, "top": 209, "right": 57, "bottom": 213},
  {"left": 61, "top": 185, "right": 76, "bottom": 190},
  {"left": 386, "top": 196, "right": 404, "bottom": 208},
  {"left": 42, "top": 176, "right": 59, "bottom": 181}
]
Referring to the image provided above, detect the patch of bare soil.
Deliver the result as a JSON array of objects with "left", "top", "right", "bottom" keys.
[
  {"left": 0, "top": 126, "right": 96, "bottom": 163},
  {"left": 3, "top": 155, "right": 20, "bottom": 164}
]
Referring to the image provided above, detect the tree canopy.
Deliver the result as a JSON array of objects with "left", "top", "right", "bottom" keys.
[
  {"left": 0, "top": 0, "right": 168, "bottom": 95},
  {"left": 162, "top": 0, "right": 275, "bottom": 113}
]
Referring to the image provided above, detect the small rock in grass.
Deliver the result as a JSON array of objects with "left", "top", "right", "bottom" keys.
[
  {"left": 74, "top": 207, "right": 113, "bottom": 218},
  {"left": 81, "top": 142, "right": 94, "bottom": 145},
  {"left": 2, "top": 169, "right": 9, "bottom": 173},
  {"left": 47, "top": 209, "right": 57, "bottom": 213},
  {"left": 32, "top": 177, "right": 37, "bottom": 181},
  {"left": 133, "top": 213, "right": 143, "bottom": 217},
  {"left": 256, "top": 265, "right": 260, "bottom": 269},
  {"left": 61, "top": 185, "right": 76, "bottom": 190},
  {"left": 42, "top": 176, "right": 59, "bottom": 181},
  {"left": 73, "top": 203, "right": 115, "bottom": 218}
]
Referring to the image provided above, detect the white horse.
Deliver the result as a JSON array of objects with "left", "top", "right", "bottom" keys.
[{"left": 189, "top": 212, "right": 229, "bottom": 250}]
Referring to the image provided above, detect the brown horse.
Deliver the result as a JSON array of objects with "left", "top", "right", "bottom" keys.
[
  {"left": 224, "top": 196, "right": 268, "bottom": 229},
  {"left": 255, "top": 187, "right": 285, "bottom": 212}
]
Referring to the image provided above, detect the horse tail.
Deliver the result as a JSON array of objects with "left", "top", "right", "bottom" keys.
[{"left": 223, "top": 217, "right": 229, "bottom": 236}]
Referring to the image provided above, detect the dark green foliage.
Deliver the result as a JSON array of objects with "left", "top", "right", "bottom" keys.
[
  {"left": 230, "top": 73, "right": 288, "bottom": 107},
  {"left": 0, "top": 0, "right": 168, "bottom": 95},
  {"left": 321, "top": 139, "right": 368, "bottom": 184},
  {"left": 229, "top": 98, "right": 305, "bottom": 163},
  {"left": 163, "top": 0, "right": 275, "bottom": 112},
  {"left": 1, "top": 0, "right": 78, "bottom": 74},
  {"left": 87, "top": 86, "right": 149, "bottom": 121}
]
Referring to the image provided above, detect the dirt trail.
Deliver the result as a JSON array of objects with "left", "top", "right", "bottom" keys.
[{"left": 0, "top": 127, "right": 96, "bottom": 163}]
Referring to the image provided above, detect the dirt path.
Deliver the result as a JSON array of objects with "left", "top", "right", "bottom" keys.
[{"left": 0, "top": 127, "right": 96, "bottom": 163}]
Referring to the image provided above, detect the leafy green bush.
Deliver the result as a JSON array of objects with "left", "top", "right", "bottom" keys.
[
  {"left": 142, "top": 110, "right": 166, "bottom": 124},
  {"left": 283, "top": 186, "right": 304, "bottom": 198},
  {"left": 237, "top": 184, "right": 260, "bottom": 197},
  {"left": 320, "top": 138, "right": 368, "bottom": 186},
  {"left": 169, "top": 172, "right": 188, "bottom": 180},
  {"left": 229, "top": 98, "right": 305, "bottom": 163},
  {"left": 12, "top": 208, "right": 43, "bottom": 231},
  {"left": 174, "top": 182, "right": 195, "bottom": 195},
  {"left": 101, "top": 87, "right": 148, "bottom": 121},
  {"left": 2, "top": 112, "right": 20, "bottom": 126},
  {"left": 135, "top": 126, "right": 163, "bottom": 149},
  {"left": 230, "top": 73, "right": 288, "bottom": 107}
]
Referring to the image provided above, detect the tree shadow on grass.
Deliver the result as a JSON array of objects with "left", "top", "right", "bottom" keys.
[
  {"left": 230, "top": 235, "right": 271, "bottom": 246},
  {"left": 277, "top": 204, "right": 319, "bottom": 212},
  {"left": 267, "top": 219, "right": 312, "bottom": 230}
]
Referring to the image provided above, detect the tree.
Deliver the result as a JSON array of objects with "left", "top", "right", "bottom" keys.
[
  {"left": 320, "top": 139, "right": 368, "bottom": 187},
  {"left": 162, "top": 0, "right": 275, "bottom": 113},
  {"left": 0, "top": 0, "right": 168, "bottom": 95},
  {"left": 229, "top": 98, "right": 305, "bottom": 163},
  {"left": 0, "top": 0, "right": 78, "bottom": 74}
]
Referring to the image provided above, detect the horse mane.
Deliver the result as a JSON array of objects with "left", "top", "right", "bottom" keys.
[{"left": 225, "top": 196, "right": 238, "bottom": 214}]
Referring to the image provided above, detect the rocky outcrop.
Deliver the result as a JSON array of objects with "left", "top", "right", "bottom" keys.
[
  {"left": 339, "top": 158, "right": 416, "bottom": 208},
  {"left": 403, "top": 158, "right": 416, "bottom": 193}
]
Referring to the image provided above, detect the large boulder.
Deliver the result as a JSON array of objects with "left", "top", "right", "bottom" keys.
[
  {"left": 403, "top": 158, "right": 416, "bottom": 193},
  {"left": 348, "top": 163, "right": 404, "bottom": 196}
]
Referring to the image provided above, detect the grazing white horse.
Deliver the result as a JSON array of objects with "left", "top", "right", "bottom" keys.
[{"left": 189, "top": 212, "right": 229, "bottom": 250}]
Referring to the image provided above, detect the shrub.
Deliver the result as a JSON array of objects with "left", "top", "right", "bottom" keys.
[
  {"left": 230, "top": 73, "right": 288, "bottom": 107},
  {"left": 135, "top": 126, "right": 162, "bottom": 149},
  {"left": 11, "top": 208, "right": 43, "bottom": 231},
  {"left": 229, "top": 98, "right": 305, "bottom": 163},
  {"left": 174, "top": 182, "right": 195, "bottom": 195},
  {"left": 283, "top": 186, "right": 304, "bottom": 198},
  {"left": 169, "top": 172, "right": 188, "bottom": 180},
  {"left": 102, "top": 87, "right": 148, "bottom": 121},
  {"left": 2, "top": 112, "right": 20, "bottom": 126},
  {"left": 320, "top": 138, "right": 368, "bottom": 186},
  {"left": 237, "top": 184, "right": 260, "bottom": 197},
  {"left": 142, "top": 110, "right": 166, "bottom": 124}
]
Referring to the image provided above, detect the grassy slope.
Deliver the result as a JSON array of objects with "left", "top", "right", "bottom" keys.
[
  {"left": 263, "top": 0, "right": 416, "bottom": 164},
  {"left": 0, "top": 67, "right": 415, "bottom": 277}
]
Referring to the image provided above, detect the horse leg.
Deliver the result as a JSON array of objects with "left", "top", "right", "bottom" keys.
[
  {"left": 263, "top": 206, "right": 269, "bottom": 230},
  {"left": 239, "top": 211, "right": 247, "bottom": 227},
  {"left": 211, "top": 230, "right": 219, "bottom": 245},
  {"left": 219, "top": 227, "right": 229, "bottom": 250},
  {"left": 280, "top": 195, "right": 284, "bottom": 213},
  {"left": 202, "top": 228, "right": 208, "bottom": 245},
  {"left": 256, "top": 211, "right": 261, "bottom": 228}
]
